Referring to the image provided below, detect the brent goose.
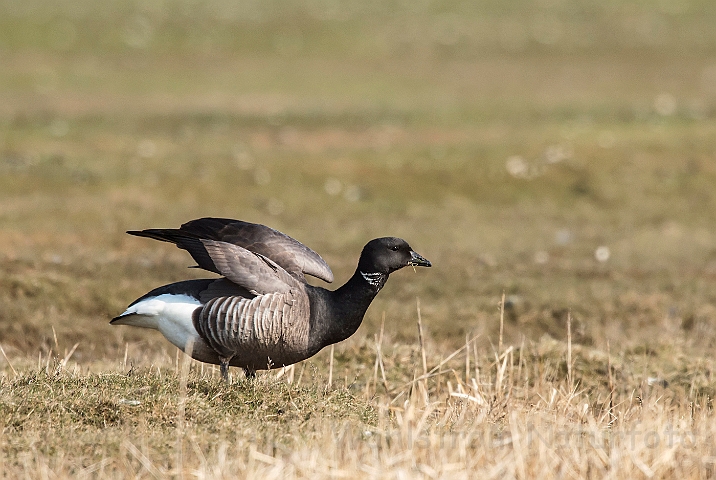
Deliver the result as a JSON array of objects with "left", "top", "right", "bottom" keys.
[{"left": 112, "top": 218, "right": 431, "bottom": 379}]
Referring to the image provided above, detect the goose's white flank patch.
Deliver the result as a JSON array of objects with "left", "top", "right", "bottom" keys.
[{"left": 117, "top": 294, "right": 201, "bottom": 351}]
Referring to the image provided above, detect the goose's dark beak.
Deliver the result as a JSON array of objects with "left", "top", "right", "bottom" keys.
[{"left": 408, "top": 250, "right": 431, "bottom": 267}]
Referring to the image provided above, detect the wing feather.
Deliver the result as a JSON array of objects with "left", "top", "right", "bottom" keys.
[{"left": 200, "top": 239, "right": 297, "bottom": 294}]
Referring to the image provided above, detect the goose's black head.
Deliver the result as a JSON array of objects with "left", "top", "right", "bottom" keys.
[{"left": 358, "top": 237, "right": 431, "bottom": 275}]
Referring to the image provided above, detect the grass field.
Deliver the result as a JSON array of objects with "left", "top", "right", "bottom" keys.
[{"left": 2, "top": 0, "right": 716, "bottom": 477}]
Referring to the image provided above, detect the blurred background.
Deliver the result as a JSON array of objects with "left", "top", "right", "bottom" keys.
[{"left": 1, "top": 0, "right": 716, "bottom": 365}]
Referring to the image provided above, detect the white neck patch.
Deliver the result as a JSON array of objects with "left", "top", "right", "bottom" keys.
[{"left": 360, "top": 271, "right": 386, "bottom": 290}]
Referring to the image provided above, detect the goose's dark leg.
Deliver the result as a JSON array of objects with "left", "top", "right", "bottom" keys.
[
  {"left": 219, "top": 356, "right": 232, "bottom": 382},
  {"left": 243, "top": 367, "right": 256, "bottom": 380}
]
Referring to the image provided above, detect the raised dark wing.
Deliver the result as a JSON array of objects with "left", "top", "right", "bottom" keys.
[{"left": 127, "top": 217, "right": 334, "bottom": 283}]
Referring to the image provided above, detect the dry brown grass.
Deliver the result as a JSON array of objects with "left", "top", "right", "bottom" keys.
[{"left": 2, "top": 312, "right": 715, "bottom": 478}]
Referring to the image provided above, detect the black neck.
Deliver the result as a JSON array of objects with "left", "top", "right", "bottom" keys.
[{"left": 308, "top": 268, "right": 387, "bottom": 350}]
